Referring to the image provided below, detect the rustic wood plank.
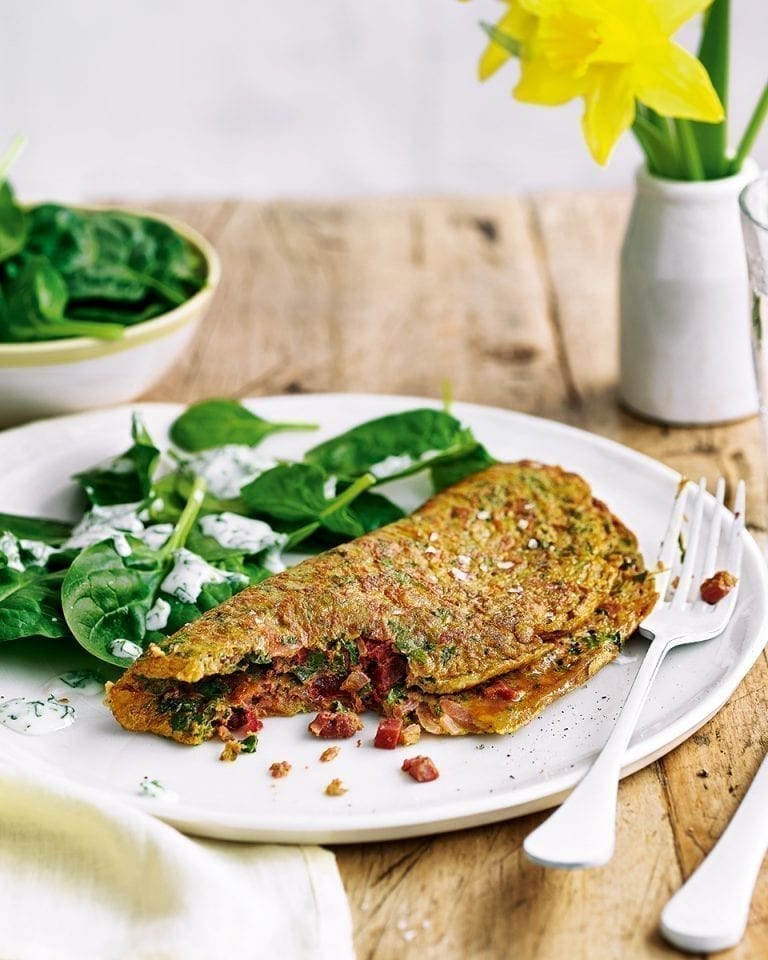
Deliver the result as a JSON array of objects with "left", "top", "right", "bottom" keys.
[
  {"left": 139, "top": 195, "right": 768, "bottom": 960},
  {"left": 145, "top": 197, "right": 568, "bottom": 412}
]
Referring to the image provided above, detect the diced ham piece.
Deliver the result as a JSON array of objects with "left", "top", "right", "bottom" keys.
[
  {"left": 309, "top": 674, "right": 341, "bottom": 699},
  {"left": 700, "top": 570, "right": 737, "bottom": 604},
  {"left": 227, "top": 708, "right": 263, "bottom": 733},
  {"left": 482, "top": 680, "right": 524, "bottom": 702},
  {"left": 308, "top": 710, "right": 364, "bottom": 739},
  {"left": 374, "top": 717, "right": 402, "bottom": 749},
  {"left": 402, "top": 755, "right": 440, "bottom": 782},
  {"left": 244, "top": 713, "right": 264, "bottom": 733},
  {"left": 360, "top": 640, "right": 406, "bottom": 700}
]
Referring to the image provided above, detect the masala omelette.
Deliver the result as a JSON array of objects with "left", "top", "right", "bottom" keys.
[{"left": 107, "top": 462, "right": 658, "bottom": 744}]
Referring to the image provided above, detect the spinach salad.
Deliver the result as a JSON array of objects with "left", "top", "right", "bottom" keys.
[
  {"left": 0, "top": 136, "right": 207, "bottom": 343},
  {"left": 0, "top": 399, "right": 494, "bottom": 670}
]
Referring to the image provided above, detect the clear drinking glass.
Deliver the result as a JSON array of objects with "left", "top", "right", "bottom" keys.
[{"left": 740, "top": 174, "right": 768, "bottom": 444}]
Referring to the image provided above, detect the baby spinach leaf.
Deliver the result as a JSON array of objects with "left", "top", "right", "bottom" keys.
[
  {"left": 65, "top": 300, "right": 166, "bottom": 327},
  {"left": 0, "top": 512, "right": 72, "bottom": 544},
  {"left": 62, "top": 538, "right": 164, "bottom": 666},
  {"left": 169, "top": 398, "right": 317, "bottom": 452},
  {"left": 0, "top": 567, "right": 67, "bottom": 642},
  {"left": 241, "top": 463, "right": 330, "bottom": 522},
  {"left": 304, "top": 408, "right": 474, "bottom": 479},
  {"left": 73, "top": 413, "right": 160, "bottom": 506},
  {"left": 0, "top": 181, "right": 27, "bottom": 263},
  {"left": 430, "top": 443, "right": 497, "bottom": 492},
  {"left": 243, "top": 464, "right": 383, "bottom": 546},
  {"left": 1, "top": 255, "right": 125, "bottom": 342},
  {"left": 344, "top": 491, "right": 405, "bottom": 532},
  {"left": 23, "top": 204, "right": 93, "bottom": 275}
]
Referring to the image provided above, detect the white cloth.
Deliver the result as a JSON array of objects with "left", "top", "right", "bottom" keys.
[{"left": 0, "top": 756, "right": 355, "bottom": 960}]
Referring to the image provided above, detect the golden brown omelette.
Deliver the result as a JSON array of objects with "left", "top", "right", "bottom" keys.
[{"left": 106, "top": 462, "right": 658, "bottom": 744}]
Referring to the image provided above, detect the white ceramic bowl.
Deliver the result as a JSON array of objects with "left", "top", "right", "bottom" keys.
[{"left": 0, "top": 207, "right": 220, "bottom": 427}]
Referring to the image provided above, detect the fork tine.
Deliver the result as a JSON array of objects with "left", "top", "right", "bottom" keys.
[
  {"left": 655, "top": 482, "right": 690, "bottom": 600},
  {"left": 671, "top": 478, "right": 707, "bottom": 609},
  {"left": 726, "top": 480, "right": 746, "bottom": 579},
  {"left": 696, "top": 476, "right": 726, "bottom": 585},
  {"left": 702, "top": 480, "right": 746, "bottom": 618}
]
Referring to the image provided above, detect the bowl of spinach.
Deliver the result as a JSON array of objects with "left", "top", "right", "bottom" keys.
[{"left": 0, "top": 140, "right": 219, "bottom": 425}]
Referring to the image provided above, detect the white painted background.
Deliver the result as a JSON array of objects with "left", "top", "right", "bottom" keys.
[{"left": 2, "top": 0, "right": 766, "bottom": 201}]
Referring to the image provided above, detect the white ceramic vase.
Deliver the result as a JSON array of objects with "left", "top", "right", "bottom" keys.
[{"left": 619, "top": 160, "right": 759, "bottom": 425}]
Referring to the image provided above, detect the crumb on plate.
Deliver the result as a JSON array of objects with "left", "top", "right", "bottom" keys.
[{"left": 325, "top": 778, "right": 348, "bottom": 797}]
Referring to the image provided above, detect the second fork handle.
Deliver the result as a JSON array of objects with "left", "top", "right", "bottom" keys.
[{"left": 523, "top": 633, "right": 673, "bottom": 869}]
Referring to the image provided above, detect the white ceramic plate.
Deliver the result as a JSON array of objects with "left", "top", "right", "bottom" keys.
[{"left": 1, "top": 394, "right": 766, "bottom": 844}]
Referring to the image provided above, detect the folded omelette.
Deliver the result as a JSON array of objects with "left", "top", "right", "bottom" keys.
[{"left": 107, "top": 462, "right": 658, "bottom": 743}]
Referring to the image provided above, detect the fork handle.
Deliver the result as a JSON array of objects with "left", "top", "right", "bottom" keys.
[
  {"left": 660, "top": 751, "right": 768, "bottom": 953},
  {"left": 523, "top": 632, "right": 672, "bottom": 869}
]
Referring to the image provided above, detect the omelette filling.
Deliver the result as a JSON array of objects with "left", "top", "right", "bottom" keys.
[{"left": 142, "top": 620, "right": 629, "bottom": 742}]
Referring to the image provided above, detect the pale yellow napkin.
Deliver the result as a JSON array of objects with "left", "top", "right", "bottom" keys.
[{"left": 0, "top": 756, "right": 355, "bottom": 960}]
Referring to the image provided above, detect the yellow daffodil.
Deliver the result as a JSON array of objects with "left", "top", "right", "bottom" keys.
[{"left": 477, "top": 0, "right": 724, "bottom": 164}]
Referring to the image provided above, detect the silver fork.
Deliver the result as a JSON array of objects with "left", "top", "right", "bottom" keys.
[{"left": 523, "top": 476, "right": 746, "bottom": 870}]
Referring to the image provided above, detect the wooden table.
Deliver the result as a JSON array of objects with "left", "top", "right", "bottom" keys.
[{"left": 144, "top": 194, "right": 768, "bottom": 960}]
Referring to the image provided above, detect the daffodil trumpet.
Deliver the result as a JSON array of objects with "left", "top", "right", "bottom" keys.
[{"left": 468, "top": 0, "right": 768, "bottom": 181}]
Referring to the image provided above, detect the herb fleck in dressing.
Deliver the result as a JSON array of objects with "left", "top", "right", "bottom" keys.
[
  {"left": 199, "top": 513, "right": 285, "bottom": 554},
  {"left": 48, "top": 670, "right": 105, "bottom": 698},
  {"left": 183, "top": 446, "right": 278, "bottom": 500},
  {"left": 138, "top": 776, "right": 179, "bottom": 802},
  {"left": 161, "top": 548, "right": 247, "bottom": 604},
  {"left": 0, "top": 695, "right": 76, "bottom": 734},
  {"left": 109, "top": 638, "right": 143, "bottom": 661}
]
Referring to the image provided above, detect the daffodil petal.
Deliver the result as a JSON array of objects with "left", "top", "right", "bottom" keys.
[
  {"left": 647, "top": 0, "right": 714, "bottom": 35},
  {"left": 518, "top": 0, "right": 554, "bottom": 14},
  {"left": 634, "top": 40, "right": 724, "bottom": 121},
  {"left": 479, "top": 4, "right": 534, "bottom": 81},
  {"left": 581, "top": 66, "right": 636, "bottom": 165},
  {"left": 514, "top": 56, "right": 585, "bottom": 105}
]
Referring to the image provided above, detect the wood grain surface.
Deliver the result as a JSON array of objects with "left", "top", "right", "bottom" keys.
[{"left": 142, "top": 195, "right": 768, "bottom": 960}]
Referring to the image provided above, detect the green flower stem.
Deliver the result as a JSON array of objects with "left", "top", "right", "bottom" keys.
[
  {"left": 675, "top": 120, "right": 705, "bottom": 181},
  {"left": 632, "top": 113, "right": 680, "bottom": 178},
  {"left": 692, "top": 0, "right": 729, "bottom": 178},
  {"left": 732, "top": 81, "right": 768, "bottom": 173},
  {"left": 283, "top": 472, "right": 376, "bottom": 551},
  {"left": 162, "top": 474, "right": 207, "bottom": 557}
]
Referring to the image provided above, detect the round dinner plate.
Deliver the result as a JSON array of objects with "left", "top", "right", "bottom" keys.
[{"left": 1, "top": 394, "right": 766, "bottom": 844}]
